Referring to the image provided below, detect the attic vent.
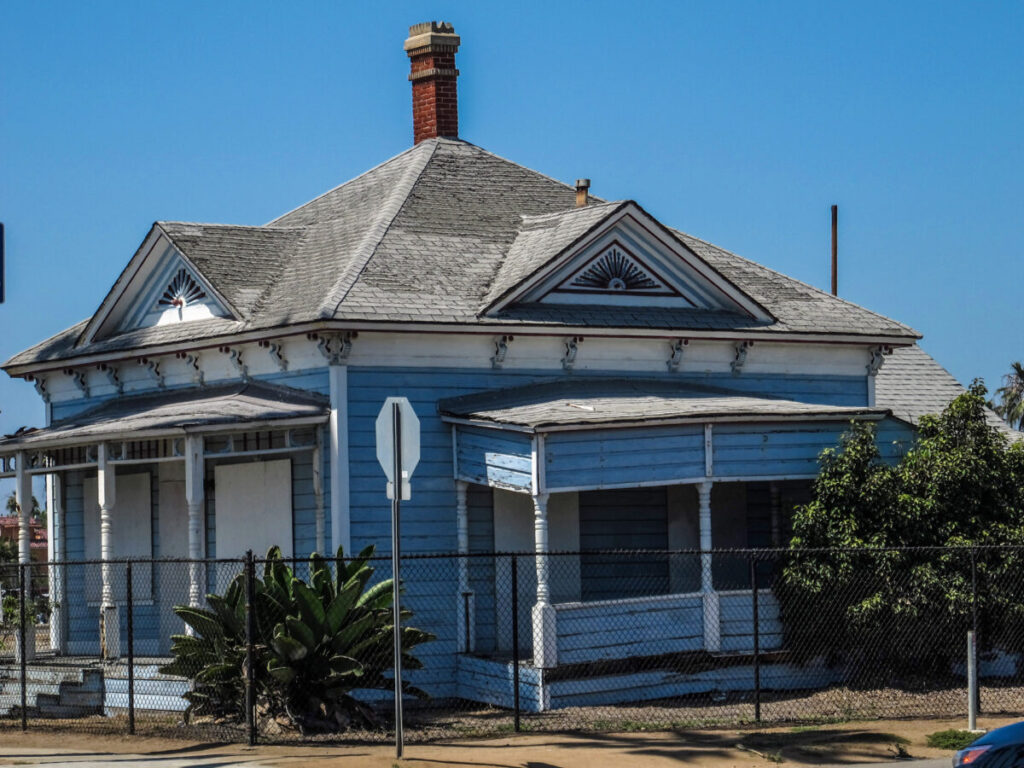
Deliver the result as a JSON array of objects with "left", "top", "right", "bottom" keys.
[
  {"left": 569, "top": 246, "right": 664, "bottom": 292},
  {"left": 157, "top": 268, "right": 206, "bottom": 310}
]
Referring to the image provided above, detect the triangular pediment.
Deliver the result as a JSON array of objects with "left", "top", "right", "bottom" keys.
[
  {"left": 486, "top": 201, "right": 772, "bottom": 319},
  {"left": 81, "top": 224, "right": 238, "bottom": 345}
]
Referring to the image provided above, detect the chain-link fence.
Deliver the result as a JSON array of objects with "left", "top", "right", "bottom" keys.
[{"left": 1, "top": 546, "right": 1022, "bottom": 743}]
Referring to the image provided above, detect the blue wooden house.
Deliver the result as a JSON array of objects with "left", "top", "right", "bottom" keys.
[{"left": 0, "top": 22, "right": 1002, "bottom": 710}]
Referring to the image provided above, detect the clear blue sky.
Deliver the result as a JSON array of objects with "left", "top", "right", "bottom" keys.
[{"left": 1, "top": 2, "right": 1022, "bottom": 500}]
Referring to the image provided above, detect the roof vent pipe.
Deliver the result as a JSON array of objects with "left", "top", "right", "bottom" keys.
[{"left": 575, "top": 179, "right": 591, "bottom": 208}]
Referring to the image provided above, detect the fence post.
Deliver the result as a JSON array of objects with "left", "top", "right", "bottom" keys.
[
  {"left": 244, "top": 551, "right": 256, "bottom": 746},
  {"left": 970, "top": 548, "right": 981, "bottom": 716},
  {"left": 750, "top": 555, "right": 761, "bottom": 723},
  {"left": 511, "top": 555, "right": 520, "bottom": 733},
  {"left": 968, "top": 629, "right": 978, "bottom": 731},
  {"left": 126, "top": 561, "right": 135, "bottom": 734},
  {"left": 19, "top": 563, "right": 27, "bottom": 732}
]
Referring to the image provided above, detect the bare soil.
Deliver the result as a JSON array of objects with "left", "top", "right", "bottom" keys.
[{"left": 0, "top": 716, "right": 1015, "bottom": 767}]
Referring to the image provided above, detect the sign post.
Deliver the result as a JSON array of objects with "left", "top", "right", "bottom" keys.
[{"left": 375, "top": 397, "right": 420, "bottom": 759}]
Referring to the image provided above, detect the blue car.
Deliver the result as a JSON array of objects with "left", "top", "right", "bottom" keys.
[{"left": 955, "top": 723, "right": 1024, "bottom": 766}]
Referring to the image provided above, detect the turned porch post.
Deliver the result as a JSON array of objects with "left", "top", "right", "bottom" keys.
[
  {"left": 184, "top": 435, "right": 205, "bottom": 619},
  {"left": 96, "top": 443, "right": 120, "bottom": 658},
  {"left": 455, "top": 480, "right": 474, "bottom": 652},
  {"left": 698, "top": 480, "right": 720, "bottom": 652},
  {"left": 532, "top": 492, "right": 557, "bottom": 668},
  {"left": 14, "top": 451, "right": 35, "bottom": 661},
  {"left": 49, "top": 473, "right": 66, "bottom": 654}
]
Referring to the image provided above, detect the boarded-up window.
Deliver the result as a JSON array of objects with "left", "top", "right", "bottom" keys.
[
  {"left": 579, "top": 487, "right": 669, "bottom": 601},
  {"left": 84, "top": 472, "right": 153, "bottom": 603},
  {"left": 213, "top": 459, "right": 292, "bottom": 559}
]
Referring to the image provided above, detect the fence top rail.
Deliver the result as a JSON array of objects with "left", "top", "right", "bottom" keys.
[{"left": 9, "top": 544, "right": 1024, "bottom": 569}]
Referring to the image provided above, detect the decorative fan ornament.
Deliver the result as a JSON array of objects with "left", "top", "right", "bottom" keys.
[
  {"left": 157, "top": 269, "right": 206, "bottom": 309},
  {"left": 569, "top": 247, "right": 660, "bottom": 291}
]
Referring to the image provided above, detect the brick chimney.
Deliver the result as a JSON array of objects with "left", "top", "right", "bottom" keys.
[{"left": 404, "top": 21, "right": 460, "bottom": 144}]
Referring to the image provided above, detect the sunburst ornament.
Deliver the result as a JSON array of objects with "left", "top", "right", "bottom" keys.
[
  {"left": 157, "top": 269, "right": 207, "bottom": 310},
  {"left": 569, "top": 246, "right": 660, "bottom": 291}
]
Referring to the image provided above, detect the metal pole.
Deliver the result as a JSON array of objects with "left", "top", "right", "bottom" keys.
[
  {"left": 462, "top": 591, "right": 472, "bottom": 653},
  {"left": 391, "top": 401, "right": 404, "bottom": 759},
  {"left": 968, "top": 630, "right": 978, "bottom": 731},
  {"left": 127, "top": 561, "right": 135, "bottom": 734},
  {"left": 971, "top": 548, "right": 981, "bottom": 716},
  {"left": 750, "top": 555, "right": 761, "bottom": 723},
  {"left": 511, "top": 555, "right": 521, "bottom": 733},
  {"left": 830, "top": 204, "right": 838, "bottom": 296},
  {"left": 245, "top": 550, "right": 256, "bottom": 746},
  {"left": 19, "top": 563, "right": 27, "bottom": 732}
]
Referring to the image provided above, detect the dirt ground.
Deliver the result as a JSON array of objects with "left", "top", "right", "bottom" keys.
[{"left": 0, "top": 716, "right": 1014, "bottom": 767}]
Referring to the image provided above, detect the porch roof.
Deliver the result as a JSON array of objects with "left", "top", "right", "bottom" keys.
[
  {"left": 0, "top": 381, "right": 329, "bottom": 450},
  {"left": 439, "top": 378, "right": 890, "bottom": 432}
]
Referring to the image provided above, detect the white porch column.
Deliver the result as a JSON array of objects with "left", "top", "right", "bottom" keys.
[
  {"left": 313, "top": 428, "right": 326, "bottom": 555},
  {"left": 455, "top": 480, "right": 474, "bottom": 652},
  {"left": 698, "top": 480, "right": 720, "bottom": 652},
  {"left": 48, "top": 473, "right": 66, "bottom": 654},
  {"left": 329, "top": 364, "right": 351, "bottom": 556},
  {"left": 14, "top": 452, "right": 35, "bottom": 661},
  {"left": 97, "top": 443, "right": 120, "bottom": 659},
  {"left": 532, "top": 492, "right": 557, "bottom": 668},
  {"left": 184, "top": 435, "right": 205, "bottom": 617}
]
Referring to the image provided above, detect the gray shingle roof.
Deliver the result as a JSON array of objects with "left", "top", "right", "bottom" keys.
[
  {"left": 0, "top": 381, "right": 328, "bottom": 449},
  {"left": 874, "top": 345, "right": 1019, "bottom": 438},
  {"left": 5, "top": 138, "right": 920, "bottom": 369},
  {"left": 439, "top": 378, "right": 888, "bottom": 431}
]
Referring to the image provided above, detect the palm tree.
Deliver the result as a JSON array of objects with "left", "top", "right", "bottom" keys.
[{"left": 993, "top": 362, "right": 1024, "bottom": 430}]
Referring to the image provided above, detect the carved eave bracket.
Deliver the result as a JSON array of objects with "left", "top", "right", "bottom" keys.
[
  {"left": 64, "top": 368, "right": 90, "bottom": 398},
  {"left": 259, "top": 339, "right": 288, "bottom": 371},
  {"left": 176, "top": 351, "right": 205, "bottom": 386},
  {"left": 867, "top": 345, "right": 893, "bottom": 376},
  {"left": 491, "top": 335, "right": 513, "bottom": 369},
  {"left": 312, "top": 331, "right": 356, "bottom": 366},
  {"left": 667, "top": 338, "right": 689, "bottom": 372},
  {"left": 219, "top": 346, "right": 250, "bottom": 381},
  {"left": 562, "top": 336, "right": 583, "bottom": 371},
  {"left": 97, "top": 363, "right": 123, "bottom": 394},
  {"left": 28, "top": 375, "right": 50, "bottom": 404},
  {"left": 730, "top": 341, "right": 753, "bottom": 375},
  {"left": 138, "top": 357, "right": 165, "bottom": 388}
]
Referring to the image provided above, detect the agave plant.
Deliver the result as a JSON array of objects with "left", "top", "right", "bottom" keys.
[{"left": 161, "top": 545, "right": 434, "bottom": 733}]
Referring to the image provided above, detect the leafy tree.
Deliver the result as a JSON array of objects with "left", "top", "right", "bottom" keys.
[
  {"left": 161, "top": 545, "right": 434, "bottom": 733},
  {"left": 777, "top": 382, "right": 1024, "bottom": 678},
  {"left": 993, "top": 361, "right": 1024, "bottom": 430},
  {"left": 4, "top": 492, "right": 44, "bottom": 525}
]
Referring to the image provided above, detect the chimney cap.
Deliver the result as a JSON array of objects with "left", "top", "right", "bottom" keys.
[
  {"left": 404, "top": 20, "right": 460, "bottom": 52},
  {"left": 575, "top": 179, "right": 591, "bottom": 190}
]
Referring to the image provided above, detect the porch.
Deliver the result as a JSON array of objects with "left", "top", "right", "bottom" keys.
[
  {"left": 0, "top": 381, "right": 330, "bottom": 660},
  {"left": 441, "top": 377, "right": 896, "bottom": 705}
]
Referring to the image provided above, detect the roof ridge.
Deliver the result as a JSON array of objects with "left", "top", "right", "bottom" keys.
[
  {"left": 316, "top": 140, "right": 440, "bottom": 318},
  {"left": 158, "top": 221, "right": 302, "bottom": 232},
  {"left": 519, "top": 200, "right": 622, "bottom": 225},
  {"left": 445, "top": 139, "right": 581, "bottom": 194},
  {"left": 672, "top": 228, "right": 921, "bottom": 338},
  {"left": 265, "top": 141, "right": 434, "bottom": 226}
]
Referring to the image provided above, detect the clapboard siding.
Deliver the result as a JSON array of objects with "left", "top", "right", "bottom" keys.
[
  {"left": 719, "top": 591, "right": 783, "bottom": 652},
  {"left": 545, "top": 426, "right": 704, "bottom": 490},
  {"left": 579, "top": 488, "right": 669, "bottom": 601},
  {"left": 455, "top": 654, "right": 545, "bottom": 712},
  {"left": 555, "top": 593, "right": 703, "bottom": 664},
  {"left": 713, "top": 423, "right": 851, "bottom": 477},
  {"left": 455, "top": 426, "right": 533, "bottom": 491}
]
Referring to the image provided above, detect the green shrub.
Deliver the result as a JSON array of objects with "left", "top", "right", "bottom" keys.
[
  {"left": 161, "top": 545, "right": 434, "bottom": 733},
  {"left": 926, "top": 729, "right": 980, "bottom": 751}
]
